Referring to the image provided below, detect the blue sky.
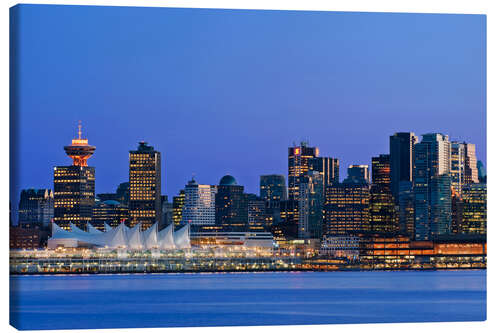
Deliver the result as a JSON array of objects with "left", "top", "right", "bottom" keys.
[{"left": 10, "top": 5, "right": 486, "bottom": 216}]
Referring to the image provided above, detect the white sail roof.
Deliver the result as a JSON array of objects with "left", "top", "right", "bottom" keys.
[
  {"left": 158, "top": 223, "right": 175, "bottom": 250},
  {"left": 104, "top": 223, "right": 113, "bottom": 232},
  {"left": 174, "top": 224, "right": 191, "bottom": 249},
  {"left": 127, "top": 223, "right": 144, "bottom": 250},
  {"left": 86, "top": 223, "right": 103, "bottom": 234},
  {"left": 143, "top": 222, "right": 159, "bottom": 249}
]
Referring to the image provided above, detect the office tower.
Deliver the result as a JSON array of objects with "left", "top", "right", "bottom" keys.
[
  {"left": 215, "top": 175, "right": 248, "bottom": 231},
  {"left": 451, "top": 142, "right": 465, "bottom": 195},
  {"left": 129, "top": 141, "right": 161, "bottom": 230},
  {"left": 323, "top": 183, "right": 370, "bottom": 236},
  {"left": 181, "top": 178, "right": 217, "bottom": 226},
  {"left": 477, "top": 160, "right": 486, "bottom": 183},
  {"left": 389, "top": 132, "right": 418, "bottom": 202},
  {"left": 398, "top": 181, "right": 415, "bottom": 238},
  {"left": 18, "top": 189, "right": 54, "bottom": 228},
  {"left": 288, "top": 142, "right": 318, "bottom": 200},
  {"left": 414, "top": 133, "right": 452, "bottom": 240},
  {"left": 298, "top": 171, "right": 324, "bottom": 239},
  {"left": 160, "top": 196, "right": 173, "bottom": 230},
  {"left": 345, "top": 165, "right": 369, "bottom": 184},
  {"left": 451, "top": 194, "right": 463, "bottom": 234},
  {"left": 260, "top": 174, "right": 287, "bottom": 205},
  {"left": 369, "top": 155, "right": 397, "bottom": 234},
  {"left": 53, "top": 123, "right": 96, "bottom": 230},
  {"left": 247, "top": 194, "right": 271, "bottom": 231},
  {"left": 279, "top": 199, "right": 299, "bottom": 238},
  {"left": 311, "top": 156, "right": 340, "bottom": 193},
  {"left": 92, "top": 199, "right": 129, "bottom": 230},
  {"left": 96, "top": 182, "right": 130, "bottom": 206},
  {"left": 460, "top": 183, "right": 486, "bottom": 234},
  {"left": 172, "top": 190, "right": 185, "bottom": 227},
  {"left": 463, "top": 143, "right": 479, "bottom": 184}
]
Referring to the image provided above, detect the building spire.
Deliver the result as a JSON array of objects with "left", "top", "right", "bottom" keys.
[{"left": 78, "top": 120, "right": 82, "bottom": 140}]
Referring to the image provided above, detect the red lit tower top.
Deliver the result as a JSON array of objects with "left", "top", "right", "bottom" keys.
[{"left": 64, "top": 121, "right": 96, "bottom": 166}]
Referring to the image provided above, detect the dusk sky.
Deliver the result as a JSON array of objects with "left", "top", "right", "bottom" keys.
[{"left": 10, "top": 4, "right": 486, "bottom": 217}]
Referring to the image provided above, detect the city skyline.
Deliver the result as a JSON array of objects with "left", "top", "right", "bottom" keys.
[{"left": 11, "top": 5, "right": 486, "bottom": 216}]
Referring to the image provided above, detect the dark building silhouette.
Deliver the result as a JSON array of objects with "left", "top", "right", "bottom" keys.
[
  {"left": 215, "top": 175, "right": 248, "bottom": 231},
  {"left": 279, "top": 199, "right": 299, "bottom": 238},
  {"left": 398, "top": 181, "right": 415, "bottom": 238},
  {"left": 477, "top": 160, "right": 486, "bottom": 183},
  {"left": 247, "top": 194, "right": 271, "bottom": 232},
  {"left": 18, "top": 189, "right": 54, "bottom": 228},
  {"left": 389, "top": 132, "right": 418, "bottom": 202},
  {"left": 54, "top": 123, "right": 95, "bottom": 230},
  {"left": 92, "top": 199, "right": 129, "bottom": 230},
  {"left": 260, "top": 174, "right": 287, "bottom": 205},
  {"left": 96, "top": 182, "right": 130, "bottom": 206},
  {"left": 129, "top": 142, "right": 161, "bottom": 230},
  {"left": 311, "top": 156, "right": 340, "bottom": 193},
  {"left": 298, "top": 171, "right": 324, "bottom": 239},
  {"left": 345, "top": 165, "right": 369, "bottom": 184}
]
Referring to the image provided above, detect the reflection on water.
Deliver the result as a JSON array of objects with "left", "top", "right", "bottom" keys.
[{"left": 10, "top": 270, "right": 486, "bottom": 330}]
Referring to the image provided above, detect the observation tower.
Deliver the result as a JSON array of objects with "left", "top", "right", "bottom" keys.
[{"left": 64, "top": 121, "right": 96, "bottom": 166}]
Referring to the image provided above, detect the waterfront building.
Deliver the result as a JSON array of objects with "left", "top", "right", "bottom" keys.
[
  {"left": 298, "top": 171, "right": 324, "bottom": 239},
  {"left": 389, "top": 132, "right": 418, "bottom": 202},
  {"left": 172, "top": 190, "right": 185, "bottom": 227},
  {"left": 215, "top": 175, "right": 248, "bottom": 231},
  {"left": 53, "top": 123, "right": 95, "bottom": 230},
  {"left": 181, "top": 178, "right": 217, "bottom": 226},
  {"left": 190, "top": 231, "right": 274, "bottom": 249},
  {"left": 345, "top": 165, "right": 369, "bottom": 184},
  {"left": 319, "top": 235, "right": 360, "bottom": 260},
  {"left": 288, "top": 142, "right": 318, "bottom": 200},
  {"left": 323, "top": 182, "right": 370, "bottom": 236},
  {"left": 129, "top": 142, "right": 161, "bottom": 230},
  {"left": 9, "top": 226, "right": 46, "bottom": 249},
  {"left": 260, "top": 174, "right": 287, "bottom": 205},
  {"left": 369, "top": 155, "right": 397, "bottom": 234},
  {"left": 18, "top": 189, "right": 54, "bottom": 228},
  {"left": 414, "top": 133, "right": 452, "bottom": 240},
  {"left": 92, "top": 199, "right": 129, "bottom": 230},
  {"left": 460, "top": 183, "right": 487, "bottom": 234}
]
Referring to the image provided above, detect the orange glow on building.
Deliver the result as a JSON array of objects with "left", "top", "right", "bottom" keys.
[{"left": 63, "top": 121, "right": 96, "bottom": 167}]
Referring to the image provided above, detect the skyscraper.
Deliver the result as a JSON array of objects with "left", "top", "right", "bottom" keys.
[
  {"left": 53, "top": 123, "right": 96, "bottom": 230},
  {"left": 477, "top": 160, "right": 486, "bottom": 183},
  {"left": 181, "top": 178, "right": 217, "bottom": 226},
  {"left": 129, "top": 142, "right": 161, "bottom": 230},
  {"left": 288, "top": 142, "right": 318, "bottom": 201},
  {"left": 311, "top": 156, "right": 340, "bottom": 193},
  {"left": 398, "top": 181, "right": 415, "bottom": 238},
  {"left": 215, "top": 175, "right": 248, "bottom": 231},
  {"left": 298, "top": 171, "right": 324, "bottom": 239},
  {"left": 92, "top": 199, "right": 129, "bottom": 230},
  {"left": 389, "top": 132, "right": 418, "bottom": 202},
  {"left": 414, "top": 133, "right": 452, "bottom": 240},
  {"left": 345, "top": 165, "right": 369, "bottom": 184},
  {"left": 18, "top": 189, "right": 54, "bottom": 228},
  {"left": 323, "top": 183, "right": 370, "bottom": 236},
  {"left": 463, "top": 143, "right": 479, "bottom": 185},
  {"left": 369, "top": 154, "right": 397, "bottom": 234},
  {"left": 451, "top": 141, "right": 479, "bottom": 195},
  {"left": 172, "top": 190, "right": 185, "bottom": 227},
  {"left": 460, "top": 183, "right": 486, "bottom": 234},
  {"left": 260, "top": 174, "right": 287, "bottom": 205},
  {"left": 247, "top": 194, "right": 271, "bottom": 232}
]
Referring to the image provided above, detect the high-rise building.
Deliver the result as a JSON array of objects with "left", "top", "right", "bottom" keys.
[
  {"left": 477, "top": 160, "right": 486, "bottom": 183},
  {"left": 18, "top": 189, "right": 54, "bottom": 228},
  {"left": 460, "top": 183, "right": 486, "bottom": 234},
  {"left": 311, "top": 156, "right": 340, "bottom": 193},
  {"left": 54, "top": 123, "right": 96, "bottom": 230},
  {"left": 288, "top": 142, "right": 318, "bottom": 200},
  {"left": 181, "top": 178, "right": 217, "bottom": 226},
  {"left": 247, "top": 194, "right": 271, "bottom": 232},
  {"left": 389, "top": 132, "right": 418, "bottom": 202},
  {"left": 369, "top": 155, "right": 397, "bottom": 234},
  {"left": 96, "top": 182, "right": 130, "bottom": 206},
  {"left": 345, "top": 165, "right": 369, "bottom": 184},
  {"left": 260, "top": 174, "right": 287, "bottom": 205},
  {"left": 129, "top": 142, "right": 161, "bottom": 230},
  {"left": 463, "top": 143, "right": 479, "bottom": 185},
  {"left": 398, "top": 181, "right": 415, "bottom": 238},
  {"left": 92, "top": 199, "right": 129, "bottom": 230},
  {"left": 414, "top": 133, "right": 452, "bottom": 240},
  {"left": 279, "top": 199, "right": 299, "bottom": 238},
  {"left": 323, "top": 183, "right": 370, "bottom": 236},
  {"left": 451, "top": 142, "right": 479, "bottom": 195},
  {"left": 298, "top": 171, "right": 324, "bottom": 239},
  {"left": 215, "top": 175, "right": 248, "bottom": 231},
  {"left": 172, "top": 190, "right": 185, "bottom": 227}
]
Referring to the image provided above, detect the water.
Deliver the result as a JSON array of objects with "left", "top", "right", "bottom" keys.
[{"left": 10, "top": 270, "right": 486, "bottom": 330}]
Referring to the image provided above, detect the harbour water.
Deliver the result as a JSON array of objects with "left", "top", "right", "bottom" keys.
[{"left": 10, "top": 270, "right": 486, "bottom": 330}]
